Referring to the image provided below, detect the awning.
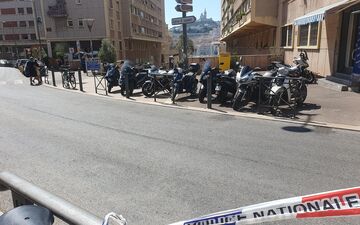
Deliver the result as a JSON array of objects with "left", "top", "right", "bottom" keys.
[{"left": 294, "top": 0, "right": 358, "bottom": 26}]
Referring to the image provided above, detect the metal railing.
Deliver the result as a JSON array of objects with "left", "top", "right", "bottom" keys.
[{"left": 0, "top": 171, "right": 103, "bottom": 225}]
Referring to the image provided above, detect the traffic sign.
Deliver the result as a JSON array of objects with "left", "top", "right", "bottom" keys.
[
  {"left": 171, "top": 16, "right": 196, "bottom": 25},
  {"left": 175, "top": 4, "right": 193, "bottom": 12},
  {"left": 176, "top": 0, "right": 193, "bottom": 4}
]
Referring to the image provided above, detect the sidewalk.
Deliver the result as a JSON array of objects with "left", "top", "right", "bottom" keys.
[{"left": 46, "top": 71, "right": 360, "bottom": 131}]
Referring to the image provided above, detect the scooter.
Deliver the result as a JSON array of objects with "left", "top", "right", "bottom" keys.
[
  {"left": 171, "top": 63, "right": 199, "bottom": 103},
  {"left": 198, "top": 66, "right": 222, "bottom": 104},
  {"left": 119, "top": 65, "right": 150, "bottom": 96},
  {"left": 104, "top": 64, "right": 120, "bottom": 93}
]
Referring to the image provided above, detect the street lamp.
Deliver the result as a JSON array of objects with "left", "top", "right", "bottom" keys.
[{"left": 84, "top": 18, "right": 95, "bottom": 58}]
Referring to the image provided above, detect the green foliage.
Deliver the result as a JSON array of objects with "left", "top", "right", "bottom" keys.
[
  {"left": 176, "top": 35, "right": 195, "bottom": 56},
  {"left": 98, "top": 39, "right": 116, "bottom": 63},
  {"left": 54, "top": 43, "right": 69, "bottom": 59}
]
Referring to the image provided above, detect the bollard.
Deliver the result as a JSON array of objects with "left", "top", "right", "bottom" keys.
[
  {"left": 207, "top": 72, "right": 212, "bottom": 109},
  {"left": 78, "top": 70, "right": 83, "bottom": 92},
  {"left": 51, "top": 70, "right": 56, "bottom": 86},
  {"left": 153, "top": 73, "right": 157, "bottom": 102},
  {"left": 125, "top": 72, "right": 130, "bottom": 99}
]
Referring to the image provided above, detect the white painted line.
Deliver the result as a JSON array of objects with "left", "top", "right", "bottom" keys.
[{"left": 14, "top": 80, "right": 24, "bottom": 85}]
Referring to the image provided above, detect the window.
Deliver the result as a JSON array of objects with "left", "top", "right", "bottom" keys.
[
  {"left": 298, "top": 22, "right": 321, "bottom": 48},
  {"left": 281, "top": 25, "right": 293, "bottom": 48},
  {"left": 28, "top": 21, "right": 34, "bottom": 27},
  {"left": 18, "top": 8, "right": 24, "bottom": 14},
  {"left": 19, "top": 21, "right": 27, "bottom": 27},
  {"left": 78, "top": 18, "right": 84, "bottom": 27},
  {"left": 26, "top": 7, "right": 33, "bottom": 14},
  {"left": 67, "top": 19, "right": 73, "bottom": 27},
  {"left": 30, "top": 34, "right": 36, "bottom": 40},
  {"left": 21, "top": 34, "right": 29, "bottom": 40}
]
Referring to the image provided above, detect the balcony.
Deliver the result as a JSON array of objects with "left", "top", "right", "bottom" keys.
[
  {"left": 47, "top": 0, "right": 68, "bottom": 18},
  {"left": 221, "top": 0, "right": 278, "bottom": 41}
]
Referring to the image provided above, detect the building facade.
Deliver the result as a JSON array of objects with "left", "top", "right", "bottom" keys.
[
  {"left": 0, "top": 0, "right": 39, "bottom": 59},
  {"left": 0, "top": 0, "right": 166, "bottom": 65},
  {"left": 221, "top": 0, "right": 360, "bottom": 88}
]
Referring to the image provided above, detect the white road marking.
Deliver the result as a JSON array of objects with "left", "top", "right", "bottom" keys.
[{"left": 14, "top": 79, "right": 24, "bottom": 85}]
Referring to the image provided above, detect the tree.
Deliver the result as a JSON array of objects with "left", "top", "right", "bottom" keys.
[
  {"left": 176, "top": 35, "right": 195, "bottom": 56},
  {"left": 98, "top": 39, "right": 116, "bottom": 63},
  {"left": 54, "top": 43, "right": 69, "bottom": 59}
]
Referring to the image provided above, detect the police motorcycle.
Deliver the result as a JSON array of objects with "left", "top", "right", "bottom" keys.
[
  {"left": 268, "top": 50, "right": 315, "bottom": 84},
  {"left": 104, "top": 63, "right": 120, "bottom": 93},
  {"left": 198, "top": 61, "right": 225, "bottom": 103},
  {"left": 0, "top": 205, "right": 54, "bottom": 225},
  {"left": 268, "top": 66, "right": 308, "bottom": 111},
  {"left": 141, "top": 66, "right": 171, "bottom": 97},
  {"left": 171, "top": 63, "right": 200, "bottom": 103},
  {"left": 119, "top": 61, "right": 150, "bottom": 96}
]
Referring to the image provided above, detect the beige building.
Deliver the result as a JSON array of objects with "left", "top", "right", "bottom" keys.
[
  {"left": 1, "top": 0, "right": 166, "bottom": 65},
  {"left": 221, "top": 0, "right": 360, "bottom": 89},
  {"left": 0, "top": 0, "right": 39, "bottom": 59}
]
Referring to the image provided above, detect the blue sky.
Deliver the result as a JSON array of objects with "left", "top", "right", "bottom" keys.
[{"left": 165, "top": 0, "right": 221, "bottom": 27}]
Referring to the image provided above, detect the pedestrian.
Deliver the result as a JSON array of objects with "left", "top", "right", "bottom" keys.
[{"left": 24, "top": 57, "right": 36, "bottom": 85}]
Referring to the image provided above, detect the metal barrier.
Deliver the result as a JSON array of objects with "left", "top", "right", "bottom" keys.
[
  {"left": 0, "top": 171, "right": 103, "bottom": 225},
  {"left": 93, "top": 71, "right": 108, "bottom": 96}
]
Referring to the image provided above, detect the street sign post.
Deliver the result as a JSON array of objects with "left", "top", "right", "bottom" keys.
[
  {"left": 175, "top": 4, "right": 193, "bottom": 12},
  {"left": 173, "top": 0, "right": 196, "bottom": 69},
  {"left": 171, "top": 16, "right": 196, "bottom": 26}
]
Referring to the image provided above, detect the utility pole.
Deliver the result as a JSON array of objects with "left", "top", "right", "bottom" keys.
[
  {"left": 31, "top": 0, "right": 42, "bottom": 60},
  {"left": 174, "top": 0, "right": 195, "bottom": 69}
]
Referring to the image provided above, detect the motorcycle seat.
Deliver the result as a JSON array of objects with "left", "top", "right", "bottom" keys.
[{"left": 0, "top": 205, "right": 54, "bottom": 225}]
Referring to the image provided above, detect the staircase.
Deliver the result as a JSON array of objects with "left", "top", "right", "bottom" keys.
[{"left": 318, "top": 73, "right": 356, "bottom": 92}]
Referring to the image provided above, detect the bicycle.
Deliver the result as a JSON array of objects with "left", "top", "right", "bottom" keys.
[{"left": 61, "top": 69, "right": 76, "bottom": 89}]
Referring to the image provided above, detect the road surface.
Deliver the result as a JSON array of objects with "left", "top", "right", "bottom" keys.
[{"left": 0, "top": 68, "right": 359, "bottom": 225}]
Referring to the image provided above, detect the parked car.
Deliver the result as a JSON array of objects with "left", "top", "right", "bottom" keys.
[{"left": 0, "top": 59, "right": 14, "bottom": 68}]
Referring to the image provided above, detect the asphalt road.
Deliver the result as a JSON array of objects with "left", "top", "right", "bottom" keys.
[{"left": 0, "top": 68, "right": 359, "bottom": 225}]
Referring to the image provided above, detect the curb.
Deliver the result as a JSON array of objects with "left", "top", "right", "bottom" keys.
[{"left": 43, "top": 84, "right": 360, "bottom": 132}]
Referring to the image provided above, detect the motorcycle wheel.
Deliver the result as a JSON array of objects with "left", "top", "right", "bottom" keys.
[
  {"left": 232, "top": 90, "right": 247, "bottom": 111},
  {"left": 269, "top": 89, "right": 285, "bottom": 115},
  {"left": 217, "top": 84, "right": 228, "bottom": 104},
  {"left": 120, "top": 82, "right": 134, "bottom": 96},
  {"left": 199, "top": 87, "right": 206, "bottom": 103},
  {"left": 142, "top": 81, "right": 154, "bottom": 97},
  {"left": 296, "top": 84, "right": 307, "bottom": 106}
]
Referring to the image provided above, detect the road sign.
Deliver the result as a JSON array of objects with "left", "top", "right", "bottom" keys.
[
  {"left": 175, "top": 4, "right": 193, "bottom": 12},
  {"left": 171, "top": 16, "right": 196, "bottom": 25},
  {"left": 176, "top": 0, "right": 193, "bottom": 4}
]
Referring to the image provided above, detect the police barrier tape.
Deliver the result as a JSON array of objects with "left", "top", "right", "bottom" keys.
[{"left": 168, "top": 187, "right": 360, "bottom": 225}]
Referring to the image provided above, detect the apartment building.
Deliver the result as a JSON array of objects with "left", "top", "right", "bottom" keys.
[
  {"left": 1, "top": 0, "right": 166, "bottom": 65},
  {"left": 120, "top": 0, "right": 165, "bottom": 65},
  {"left": 221, "top": 0, "right": 360, "bottom": 88},
  {"left": 0, "top": 0, "right": 39, "bottom": 59}
]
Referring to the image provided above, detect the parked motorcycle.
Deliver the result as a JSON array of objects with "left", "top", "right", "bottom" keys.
[
  {"left": 119, "top": 62, "right": 150, "bottom": 96},
  {"left": 0, "top": 205, "right": 54, "bottom": 225},
  {"left": 198, "top": 65, "right": 222, "bottom": 104},
  {"left": 269, "top": 67, "right": 308, "bottom": 110},
  {"left": 268, "top": 50, "right": 315, "bottom": 84},
  {"left": 215, "top": 61, "right": 252, "bottom": 104},
  {"left": 104, "top": 64, "right": 120, "bottom": 93},
  {"left": 141, "top": 68, "right": 172, "bottom": 97},
  {"left": 171, "top": 63, "right": 200, "bottom": 103}
]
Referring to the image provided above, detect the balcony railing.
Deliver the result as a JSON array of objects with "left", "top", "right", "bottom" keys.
[{"left": 221, "top": 0, "right": 251, "bottom": 38}]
